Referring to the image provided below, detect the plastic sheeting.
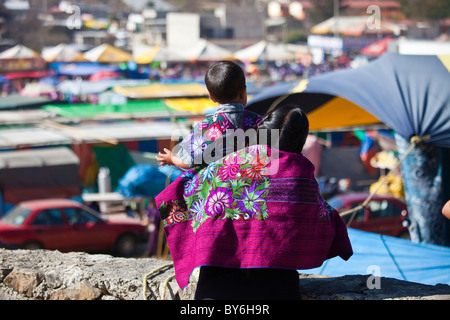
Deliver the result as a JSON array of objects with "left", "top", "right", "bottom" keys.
[
  {"left": 117, "top": 163, "right": 182, "bottom": 198},
  {"left": 301, "top": 228, "right": 450, "bottom": 286}
]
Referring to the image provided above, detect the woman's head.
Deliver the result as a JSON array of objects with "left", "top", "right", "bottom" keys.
[{"left": 256, "top": 104, "right": 309, "bottom": 154}]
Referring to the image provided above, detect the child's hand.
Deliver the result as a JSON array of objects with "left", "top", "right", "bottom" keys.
[{"left": 156, "top": 148, "right": 173, "bottom": 167}]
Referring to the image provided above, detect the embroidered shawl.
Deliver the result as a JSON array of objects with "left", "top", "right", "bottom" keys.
[{"left": 155, "top": 145, "right": 353, "bottom": 289}]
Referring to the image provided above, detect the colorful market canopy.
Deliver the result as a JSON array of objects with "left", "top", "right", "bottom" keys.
[
  {"left": 185, "top": 39, "right": 235, "bottom": 62},
  {"left": 83, "top": 43, "right": 133, "bottom": 64},
  {"left": 41, "top": 44, "right": 87, "bottom": 63},
  {"left": 133, "top": 40, "right": 232, "bottom": 63},
  {"left": 20, "top": 82, "right": 57, "bottom": 98},
  {"left": 164, "top": 97, "right": 216, "bottom": 114},
  {"left": 360, "top": 36, "right": 395, "bottom": 56},
  {"left": 57, "top": 79, "right": 150, "bottom": 95},
  {"left": 234, "top": 40, "right": 296, "bottom": 62},
  {"left": 42, "top": 100, "right": 171, "bottom": 118},
  {"left": 57, "top": 63, "right": 120, "bottom": 76},
  {"left": 134, "top": 46, "right": 161, "bottom": 64},
  {"left": 0, "top": 44, "right": 40, "bottom": 59},
  {"left": 114, "top": 82, "right": 209, "bottom": 99}
]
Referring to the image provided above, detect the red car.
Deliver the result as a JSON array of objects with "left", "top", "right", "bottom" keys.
[
  {"left": 0, "top": 198, "right": 149, "bottom": 256},
  {"left": 327, "top": 192, "right": 410, "bottom": 239}
]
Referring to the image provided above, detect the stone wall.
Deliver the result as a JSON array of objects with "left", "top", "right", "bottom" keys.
[{"left": 1, "top": 248, "right": 449, "bottom": 300}]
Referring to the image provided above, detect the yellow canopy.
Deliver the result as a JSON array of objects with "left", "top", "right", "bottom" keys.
[
  {"left": 83, "top": 44, "right": 132, "bottom": 63},
  {"left": 307, "top": 96, "right": 380, "bottom": 131},
  {"left": 164, "top": 98, "right": 216, "bottom": 114},
  {"left": 135, "top": 46, "right": 161, "bottom": 64},
  {"left": 114, "top": 83, "right": 209, "bottom": 99},
  {"left": 289, "top": 79, "right": 379, "bottom": 130}
]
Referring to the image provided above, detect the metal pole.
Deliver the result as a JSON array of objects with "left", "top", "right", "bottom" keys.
[{"left": 334, "top": 0, "right": 339, "bottom": 39}]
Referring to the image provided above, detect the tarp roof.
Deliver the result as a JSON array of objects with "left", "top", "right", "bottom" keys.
[
  {"left": 133, "top": 40, "right": 232, "bottom": 63},
  {"left": 57, "top": 63, "right": 120, "bottom": 76},
  {"left": 360, "top": 36, "right": 395, "bottom": 56},
  {"left": 164, "top": 97, "right": 216, "bottom": 114},
  {"left": 234, "top": 40, "right": 297, "bottom": 62},
  {"left": 113, "top": 82, "right": 209, "bottom": 99},
  {"left": 83, "top": 43, "right": 133, "bottom": 63},
  {"left": 0, "top": 110, "right": 52, "bottom": 125},
  {"left": 0, "top": 121, "right": 189, "bottom": 149},
  {"left": 185, "top": 39, "right": 235, "bottom": 62},
  {"left": 42, "top": 44, "right": 87, "bottom": 63},
  {"left": 2, "top": 71, "right": 49, "bottom": 79},
  {"left": 0, "top": 147, "right": 79, "bottom": 169},
  {"left": 0, "top": 94, "right": 55, "bottom": 110},
  {"left": 0, "top": 44, "right": 40, "bottom": 59},
  {"left": 57, "top": 79, "right": 150, "bottom": 95},
  {"left": 42, "top": 100, "right": 171, "bottom": 118},
  {"left": 134, "top": 46, "right": 161, "bottom": 64}
]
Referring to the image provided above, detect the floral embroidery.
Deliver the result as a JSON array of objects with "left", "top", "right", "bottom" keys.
[
  {"left": 205, "top": 123, "right": 223, "bottom": 141},
  {"left": 205, "top": 187, "right": 234, "bottom": 217},
  {"left": 159, "top": 200, "right": 188, "bottom": 226},
  {"left": 189, "top": 145, "right": 271, "bottom": 232},
  {"left": 236, "top": 181, "right": 269, "bottom": 220},
  {"left": 160, "top": 145, "right": 272, "bottom": 231},
  {"left": 182, "top": 172, "right": 198, "bottom": 197},
  {"left": 191, "top": 198, "right": 206, "bottom": 221},
  {"left": 217, "top": 153, "right": 244, "bottom": 181}
]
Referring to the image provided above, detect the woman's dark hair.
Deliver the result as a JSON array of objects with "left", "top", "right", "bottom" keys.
[
  {"left": 205, "top": 60, "right": 246, "bottom": 103},
  {"left": 256, "top": 104, "right": 309, "bottom": 154}
]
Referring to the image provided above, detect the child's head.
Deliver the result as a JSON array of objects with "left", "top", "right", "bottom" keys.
[
  {"left": 205, "top": 60, "right": 247, "bottom": 105},
  {"left": 257, "top": 104, "right": 309, "bottom": 154}
]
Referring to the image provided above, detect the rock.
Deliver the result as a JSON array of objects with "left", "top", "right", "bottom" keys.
[
  {"left": 3, "top": 268, "right": 43, "bottom": 298},
  {"left": 49, "top": 280, "right": 101, "bottom": 300},
  {"left": 0, "top": 248, "right": 449, "bottom": 300}
]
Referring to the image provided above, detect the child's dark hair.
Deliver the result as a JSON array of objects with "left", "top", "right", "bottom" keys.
[
  {"left": 205, "top": 60, "right": 246, "bottom": 104},
  {"left": 257, "top": 104, "right": 309, "bottom": 154}
]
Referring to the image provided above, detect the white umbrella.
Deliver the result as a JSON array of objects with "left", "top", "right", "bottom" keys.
[
  {"left": 42, "top": 44, "right": 86, "bottom": 62},
  {"left": 234, "top": 40, "right": 295, "bottom": 62},
  {"left": 0, "top": 44, "right": 40, "bottom": 59}
]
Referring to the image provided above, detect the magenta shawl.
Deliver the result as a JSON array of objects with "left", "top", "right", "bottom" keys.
[{"left": 155, "top": 145, "right": 353, "bottom": 289}]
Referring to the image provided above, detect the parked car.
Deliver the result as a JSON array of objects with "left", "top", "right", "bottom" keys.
[
  {"left": 0, "top": 198, "right": 148, "bottom": 256},
  {"left": 327, "top": 192, "right": 410, "bottom": 239}
]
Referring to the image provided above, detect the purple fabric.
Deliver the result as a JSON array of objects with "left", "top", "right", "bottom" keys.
[{"left": 156, "top": 146, "right": 353, "bottom": 289}]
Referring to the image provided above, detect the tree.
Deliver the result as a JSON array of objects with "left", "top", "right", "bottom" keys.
[{"left": 399, "top": 0, "right": 450, "bottom": 21}]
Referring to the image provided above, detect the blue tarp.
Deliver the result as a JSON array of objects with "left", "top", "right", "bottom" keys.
[
  {"left": 302, "top": 228, "right": 450, "bottom": 286},
  {"left": 51, "top": 62, "right": 120, "bottom": 76},
  {"left": 116, "top": 164, "right": 182, "bottom": 198}
]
